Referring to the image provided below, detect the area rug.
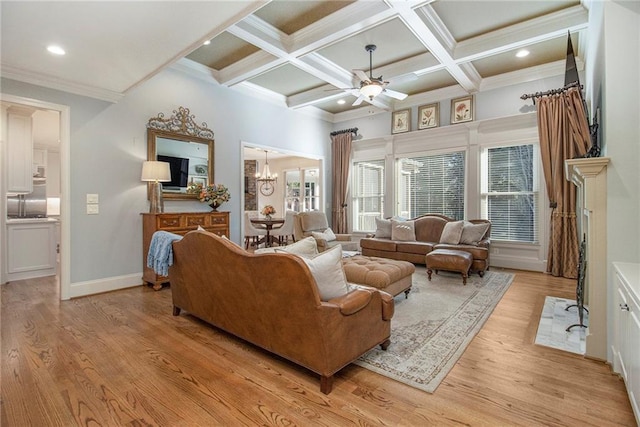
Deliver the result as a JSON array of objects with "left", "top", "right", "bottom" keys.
[
  {"left": 354, "top": 266, "right": 514, "bottom": 393},
  {"left": 534, "top": 296, "right": 588, "bottom": 355}
]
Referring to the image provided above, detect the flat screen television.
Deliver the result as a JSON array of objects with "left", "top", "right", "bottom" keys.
[{"left": 157, "top": 155, "right": 189, "bottom": 188}]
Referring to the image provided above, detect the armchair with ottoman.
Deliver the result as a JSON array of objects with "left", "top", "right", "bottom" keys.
[{"left": 360, "top": 214, "right": 491, "bottom": 281}]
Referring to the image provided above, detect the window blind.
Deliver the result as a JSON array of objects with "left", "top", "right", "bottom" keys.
[
  {"left": 397, "top": 151, "right": 465, "bottom": 220},
  {"left": 485, "top": 145, "right": 537, "bottom": 242}
]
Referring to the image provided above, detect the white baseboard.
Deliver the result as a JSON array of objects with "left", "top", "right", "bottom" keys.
[
  {"left": 69, "top": 272, "right": 142, "bottom": 298},
  {"left": 490, "top": 255, "right": 546, "bottom": 272}
]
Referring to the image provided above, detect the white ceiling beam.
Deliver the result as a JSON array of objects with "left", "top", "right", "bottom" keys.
[
  {"left": 454, "top": 5, "right": 589, "bottom": 63},
  {"left": 391, "top": 1, "right": 481, "bottom": 93}
]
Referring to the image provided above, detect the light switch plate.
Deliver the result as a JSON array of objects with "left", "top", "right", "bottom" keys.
[
  {"left": 86, "top": 204, "right": 99, "bottom": 215},
  {"left": 86, "top": 193, "right": 99, "bottom": 204}
]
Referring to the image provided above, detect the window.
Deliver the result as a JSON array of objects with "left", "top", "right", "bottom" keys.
[
  {"left": 397, "top": 151, "right": 465, "bottom": 220},
  {"left": 352, "top": 159, "right": 385, "bottom": 232},
  {"left": 481, "top": 144, "right": 538, "bottom": 243},
  {"left": 285, "top": 168, "right": 320, "bottom": 212}
]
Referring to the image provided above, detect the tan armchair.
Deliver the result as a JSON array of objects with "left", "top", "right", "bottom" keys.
[{"left": 293, "top": 211, "right": 359, "bottom": 252}]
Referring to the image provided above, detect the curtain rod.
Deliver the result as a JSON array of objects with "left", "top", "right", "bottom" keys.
[
  {"left": 520, "top": 81, "right": 581, "bottom": 102},
  {"left": 330, "top": 127, "right": 358, "bottom": 137}
]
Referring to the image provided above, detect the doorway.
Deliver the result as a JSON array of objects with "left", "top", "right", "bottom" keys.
[
  {"left": 240, "top": 142, "right": 324, "bottom": 243},
  {"left": 1, "top": 94, "right": 70, "bottom": 300}
]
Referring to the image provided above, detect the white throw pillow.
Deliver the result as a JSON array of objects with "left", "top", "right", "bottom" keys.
[
  {"left": 311, "top": 228, "right": 337, "bottom": 242},
  {"left": 391, "top": 219, "right": 416, "bottom": 241},
  {"left": 440, "top": 220, "right": 464, "bottom": 244},
  {"left": 374, "top": 217, "right": 392, "bottom": 238},
  {"left": 255, "top": 236, "right": 318, "bottom": 255},
  {"left": 300, "top": 245, "right": 350, "bottom": 301},
  {"left": 459, "top": 222, "right": 490, "bottom": 245}
]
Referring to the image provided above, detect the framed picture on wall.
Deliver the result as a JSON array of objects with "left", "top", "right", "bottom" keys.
[
  {"left": 190, "top": 176, "right": 207, "bottom": 187},
  {"left": 391, "top": 109, "right": 410, "bottom": 134},
  {"left": 417, "top": 103, "right": 439, "bottom": 129},
  {"left": 450, "top": 95, "right": 474, "bottom": 124}
]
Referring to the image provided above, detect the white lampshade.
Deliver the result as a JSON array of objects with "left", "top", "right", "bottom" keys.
[
  {"left": 360, "top": 83, "right": 383, "bottom": 99},
  {"left": 141, "top": 161, "right": 171, "bottom": 182}
]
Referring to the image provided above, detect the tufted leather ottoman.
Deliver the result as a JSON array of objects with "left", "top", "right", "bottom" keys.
[
  {"left": 342, "top": 255, "right": 414, "bottom": 298},
  {"left": 426, "top": 249, "right": 473, "bottom": 285}
]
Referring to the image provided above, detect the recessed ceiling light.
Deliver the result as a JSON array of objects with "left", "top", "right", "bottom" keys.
[
  {"left": 337, "top": 99, "right": 346, "bottom": 105},
  {"left": 47, "top": 45, "right": 65, "bottom": 56},
  {"left": 203, "top": 40, "right": 211, "bottom": 46},
  {"left": 516, "top": 49, "right": 530, "bottom": 58}
]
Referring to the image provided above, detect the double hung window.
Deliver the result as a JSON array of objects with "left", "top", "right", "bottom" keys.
[
  {"left": 397, "top": 151, "right": 465, "bottom": 220},
  {"left": 352, "top": 159, "right": 385, "bottom": 232},
  {"left": 481, "top": 144, "right": 538, "bottom": 243}
]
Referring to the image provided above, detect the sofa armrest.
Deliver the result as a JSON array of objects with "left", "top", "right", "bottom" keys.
[
  {"left": 335, "top": 234, "right": 353, "bottom": 241},
  {"left": 477, "top": 238, "right": 490, "bottom": 248},
  {"left": 327, "top": 288, "right": 395, "bottom": 320},
  {"left": 327, "top": 289, "right": 373, "bottom": 316}
]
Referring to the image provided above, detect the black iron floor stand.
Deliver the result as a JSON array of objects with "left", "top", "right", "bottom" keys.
[{"left": 566, "top": 236, "right": 588, "bottom": 332}]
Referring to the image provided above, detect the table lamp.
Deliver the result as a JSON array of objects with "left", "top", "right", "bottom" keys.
[{"left": 141, "top": 160, "right": 171, "bottom": 213}]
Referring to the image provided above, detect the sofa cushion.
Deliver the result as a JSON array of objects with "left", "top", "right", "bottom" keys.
[
  {"left": 459, "top": 221, "right": 490, "bottom": 245},
  {"left": 374, "top": 217, "right": 392, "bottom": 238},
  {"left": 439, "top": 220, "right": 464, "bottom": 244},
  {"left": 395, "top": 241, "right": 434, "bottom": 255},
  {"left": 255, "top": 236, "right": 318, "bottom": 255},
  {"left": 312, "top": 227, "right": 337, "bottom": 242},
  {"left": 391, "top": 219, "right": 416, "bottom": 241},
  {"left": 300, "top": 245, "right": 350, "bottom": 301},
  {"left": 360, "top": 238, "right": 397, "bottom": 252}
]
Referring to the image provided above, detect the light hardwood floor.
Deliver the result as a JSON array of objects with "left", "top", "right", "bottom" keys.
[{"left": 1, "top": 269, "right": 636, "bottom": 426}]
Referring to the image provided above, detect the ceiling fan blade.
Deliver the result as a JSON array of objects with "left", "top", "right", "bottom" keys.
[
  {"left": 354, "top": 69, "right": 370, "bottom": 83},
  {"left": 383, "top": 88, "right": 408, "bottom": 100},
  {"left": 352, "top": 94, "right": 366, "bottom": 106}
]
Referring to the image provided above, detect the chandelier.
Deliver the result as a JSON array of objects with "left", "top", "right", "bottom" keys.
[{"left": 255, "top": 150, "right": 277, "bottom": 196}]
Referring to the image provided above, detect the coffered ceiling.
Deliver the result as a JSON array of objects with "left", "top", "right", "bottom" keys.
[{"left": 1, "top": 1, "right": 589, "bottom": 122}]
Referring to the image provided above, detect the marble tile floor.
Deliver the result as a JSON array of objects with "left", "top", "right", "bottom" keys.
[{"left": 535, "top": 296, "right": 588, "bottom": 355}]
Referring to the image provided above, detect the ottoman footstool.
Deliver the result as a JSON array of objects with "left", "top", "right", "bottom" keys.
[
  {"left": 426, "top": 249, "right": 473, "bottom": 285},
  {"left": 342, "top": 255, "right": 415, "bottom": 298}
]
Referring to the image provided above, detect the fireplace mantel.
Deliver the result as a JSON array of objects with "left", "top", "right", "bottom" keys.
[{"left": 565, "top": 157, "right": 610, "bottom": 360}]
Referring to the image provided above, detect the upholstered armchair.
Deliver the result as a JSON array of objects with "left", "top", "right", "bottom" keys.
[{"left": 293, "top": 211, "right": 359, "bottom": 252}]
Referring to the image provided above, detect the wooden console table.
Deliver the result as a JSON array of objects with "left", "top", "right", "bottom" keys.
[{"left": 142, "top": 211, "right": 229, "bottom": 289}]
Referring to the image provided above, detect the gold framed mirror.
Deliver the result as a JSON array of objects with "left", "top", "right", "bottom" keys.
[{"left": 146, "top": 107, "right": 214, "bottom": 200}]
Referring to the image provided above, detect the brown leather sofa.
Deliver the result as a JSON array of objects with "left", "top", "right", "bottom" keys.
[
  {"left": 360, "top": 214, "right": 491, "bottom": 276},
  {"left": 169, "top": 230, "right": 394, "bottom": 394}
]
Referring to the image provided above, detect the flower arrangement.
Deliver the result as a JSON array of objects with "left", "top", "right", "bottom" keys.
[
  {"left": 187, "top": 182, "right": 230, "bottom": 211},
  {"left": 260, "top": 205, "right": 276, "bottom": 217}
]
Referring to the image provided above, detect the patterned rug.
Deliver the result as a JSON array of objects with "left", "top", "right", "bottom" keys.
[{"left": 354, "top": 266, "right": 514, "bottom": 393}]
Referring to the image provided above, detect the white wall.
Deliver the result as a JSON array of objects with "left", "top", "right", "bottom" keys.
[
  {"left": 1, "top": 66, "right": 332, "bottom": 292},
  {"left": 332, "top": 76, "right": 564, "bottom": 139},
  {"left": 591, "top": 1, "right": 640, "bottom": 363}
]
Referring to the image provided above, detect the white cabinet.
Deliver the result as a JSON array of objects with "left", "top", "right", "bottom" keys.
[
  {"left": 6, "top": 106, "right": 36, "bottom": 193},
  {"left": 6, "top": 219, "right": 57, "bottom": 281},
  {"left": 612, "top": 262, "right": 640, "bottom": 424}
]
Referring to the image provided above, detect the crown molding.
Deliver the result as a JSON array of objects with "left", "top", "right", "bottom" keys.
[{"left": 1, "top": 65, "right": 123, "bottom": 103}]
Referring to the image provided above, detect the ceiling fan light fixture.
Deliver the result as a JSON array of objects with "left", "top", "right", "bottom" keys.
[{"left": 360, "top": 83, "right": 383, "bottom": 99}]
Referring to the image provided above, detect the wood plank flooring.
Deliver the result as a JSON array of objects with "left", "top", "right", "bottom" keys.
[{"left": 1, "top": 269, "right": 636, "bottom": 426}]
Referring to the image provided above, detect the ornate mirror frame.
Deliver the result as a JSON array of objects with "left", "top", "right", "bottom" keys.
[{"left": 146, "top": 107, "right": 214, "bottom": 200}]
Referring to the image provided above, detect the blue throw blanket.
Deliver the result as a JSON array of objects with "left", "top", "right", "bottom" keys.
[{"left": 147, "top": 231, "right": 183, "bottom": 277}]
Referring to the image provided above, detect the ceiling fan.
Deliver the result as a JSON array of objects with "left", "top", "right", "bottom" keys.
[{"left": 347, "top": 44, "right": 408, "bottom": 106}]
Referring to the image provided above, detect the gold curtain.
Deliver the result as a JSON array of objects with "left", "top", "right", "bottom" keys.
[
  {"left": 536, "top": 87, "right": 590, "bottom": 278},
  {"left": 330, "top": 132, "right": 353, "bottom": 234}
]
